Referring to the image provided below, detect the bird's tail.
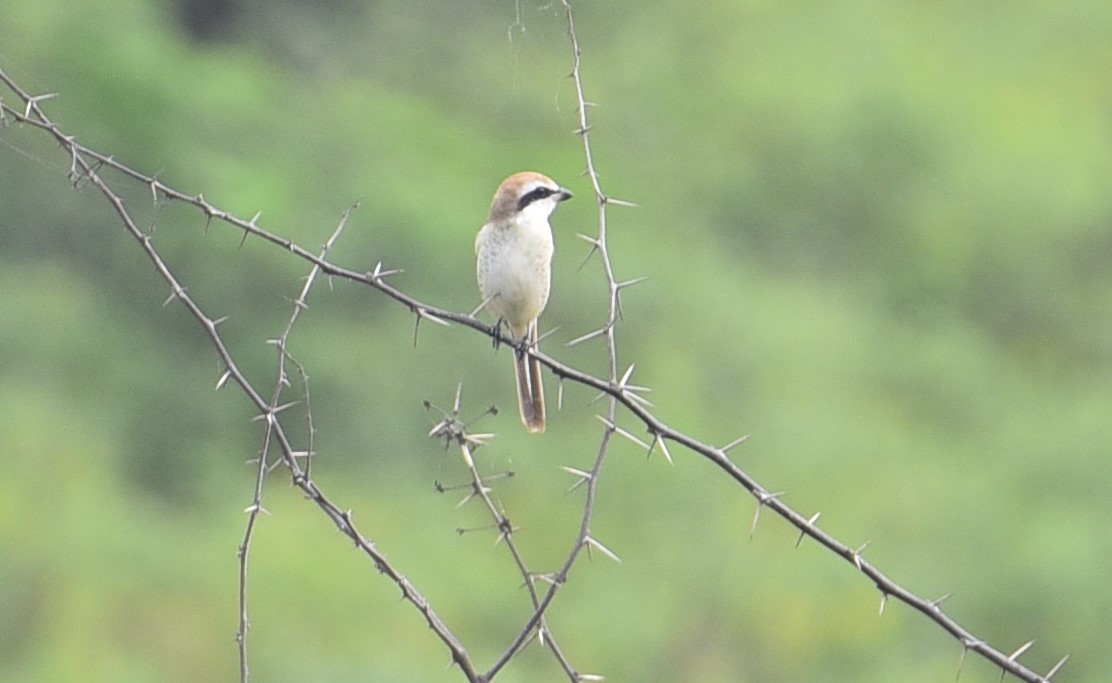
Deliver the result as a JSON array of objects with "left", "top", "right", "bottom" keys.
[{"left": 513, "top": 324, "right": 545, "bottom": 433}]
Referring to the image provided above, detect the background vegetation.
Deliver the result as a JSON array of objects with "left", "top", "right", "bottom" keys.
[{"left": 1, "top": 1, "right": 1110, "bottom": 681}]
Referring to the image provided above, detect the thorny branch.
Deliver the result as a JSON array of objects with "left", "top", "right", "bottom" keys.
[
  {"left": 0, "top": 70, "right": 483, "bottom": 683},
  {"left": 427, "top": 387, "right": 590, "bottom": 681},
  {"left": 236, "top": 208, "right": 352, "bottom": 681},
  {"left": 0, "top": 6, "right": 1066, "bottom": 681}
]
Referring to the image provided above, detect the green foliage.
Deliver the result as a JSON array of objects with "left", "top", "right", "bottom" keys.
[{"left": 1, "top": 0, "right": 1110, "bottom": 681}]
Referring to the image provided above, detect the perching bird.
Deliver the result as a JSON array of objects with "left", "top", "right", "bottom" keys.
[{"left": 475, "top": 171, "right": 572, "bottom": 433}]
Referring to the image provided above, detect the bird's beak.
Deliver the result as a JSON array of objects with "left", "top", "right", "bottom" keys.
[{"left": 557, "top": 187, "right": 573, "bottom": 202}]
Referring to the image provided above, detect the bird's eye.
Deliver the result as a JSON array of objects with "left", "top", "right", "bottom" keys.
[{"left": 516, "top": 187, "right": 554, "bottom": 211}]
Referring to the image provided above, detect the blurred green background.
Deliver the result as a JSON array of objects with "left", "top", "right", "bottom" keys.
[{"left": 1, "top": 1, "right": 1110, "bottom": 681}]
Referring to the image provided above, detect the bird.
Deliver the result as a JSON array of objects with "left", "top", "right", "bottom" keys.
[{"left": 476, "top": 171, "right": 573, "bottom": 433}]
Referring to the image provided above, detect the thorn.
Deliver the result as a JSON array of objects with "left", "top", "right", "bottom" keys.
[
  {"left": 427, "top": 418, "right": 451, "bottom": 438},
  {"left": 251, "top": 401, "right": 298, "bottom": 421},
  {"left": 561, "top": 465, "right": 592, "bottom": 494},
  {"left": 215, "top": 369, "right": 233, "bottom": 390},
  {"left": 648, "top": 433, "right": 673, "bottom": 464},
  {"left": 931, "top": 592, "right": 953, "bottom": 610},
  {"left": 851, "top": 541, "right": 871, "bottom": 570},
  {"left": 750, "top": 490, "right": 785, "bottom": 539},
  {"left": 369, "top": 261, "right": 403, "bottom": 280},
  {"left": 452, "top": 383, "right": 463, "bottom": 413},
  {"left": 1045, "top": 654, "right": 1069, "bottom": 680},
  {"left": 417, "top": 308, "right": 450, "bottom": 327},
  {"left": 463, "top": 432, "right": 495, "bottom": 447},
  {"left": 603, "top": 196, "right": 638, "bottom": 208},
  {"left": 459, "top": 444, "right": 475, "bottom": 469},
  {"left": 535, "top": 325, "right": 561, "bottom": 346},
  {"left": 618, "top": 363, "right": 636, "bottom": 387},
  {"left": 163, "top": 287, "right": 185, "bottom": 307},
  {"left": 270, "top": 400, "right": 300, "bottom": 415},
  {"left": 1007, "top": 640, "right": 1035, "bottom": 661},
  {"left": 433, "top": 479, "right": 467, "bottom": 494},
  {"left": 470, "top": 293, "right": 496, "bottom": 318},
  {"left": 594, "top": 414, "right": 617, "bottom": 431},
  {"left": 454, "top": 490, "right": 478, "bottom": 509},
  {"left": 721, "top": 434, "right": 750, "bottom": 454},
  {"left": 584, "top": 535, "right": 621, "bottom": 563},
  {"left": 614, "top": 291, "right": 630, "bottom": 323},
  {"left": 596, "top": 415, "right": 650, "bottom": 450},
  {"left": 532, "top": 572, "right": 560, "bottom": 586},
  {"left": 23, "top": 91, "right": 58, "bottom": 118},
  {"left": 615, "top": 275, "right": 649, "bottom": 291},
  {"left": 566, "top": 326, "right": 607, "bottom": 347},
  {"left": 560, "top": 465, "right": 593, "bottom": 480},
  {"left": 576, "top": 233, "right": 601, "bottom": 269},
  {"left": 557, "top": 378, "right": 565, "bottom": 411},
  {"left": 622, "top": 390, "right": 654, "bottom": 408},
  {"left": 878, "top": 592, "right": 889, "bottom": 615},
  {"left": 456, "top": 521, "right": 499, "bottom": 535},
  {"left": 795, "top": 512, "right": 821, "bottom": 548}
]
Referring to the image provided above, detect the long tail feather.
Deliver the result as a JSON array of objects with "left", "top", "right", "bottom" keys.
[{"left": 512, "top": 326, "right": 546, "bottom": 433}]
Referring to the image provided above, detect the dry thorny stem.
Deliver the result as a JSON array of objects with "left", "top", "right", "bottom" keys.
[
  {"left": 427, "top": 386, "right": 590, "bottom": 681},
  {"left": 236, "top": 206, "right": 351, "bottom": 680},
  {"left": 0, "top": 4, "right": 1066, "bottom": 682}
]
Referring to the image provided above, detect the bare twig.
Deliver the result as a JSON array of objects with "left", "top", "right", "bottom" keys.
[
  {"left": 237, "top": 206, "right": 353, "bottom": 682},
  {"left": 428, "top": 387, "right": 579, "bottom": 679}
]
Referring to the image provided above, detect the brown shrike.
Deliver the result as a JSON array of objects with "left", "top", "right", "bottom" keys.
[{"left": 476, "top": 172, "right": 573, "bottom": 433}]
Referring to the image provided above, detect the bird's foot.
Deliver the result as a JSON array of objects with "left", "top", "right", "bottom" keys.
[{"left": 491, "top": 318, "right": 505, "bottom": 351}]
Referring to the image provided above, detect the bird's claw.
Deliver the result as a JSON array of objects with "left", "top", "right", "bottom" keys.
[{"left": 491, "top": 319, "right": 504, "bottom": 351}]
